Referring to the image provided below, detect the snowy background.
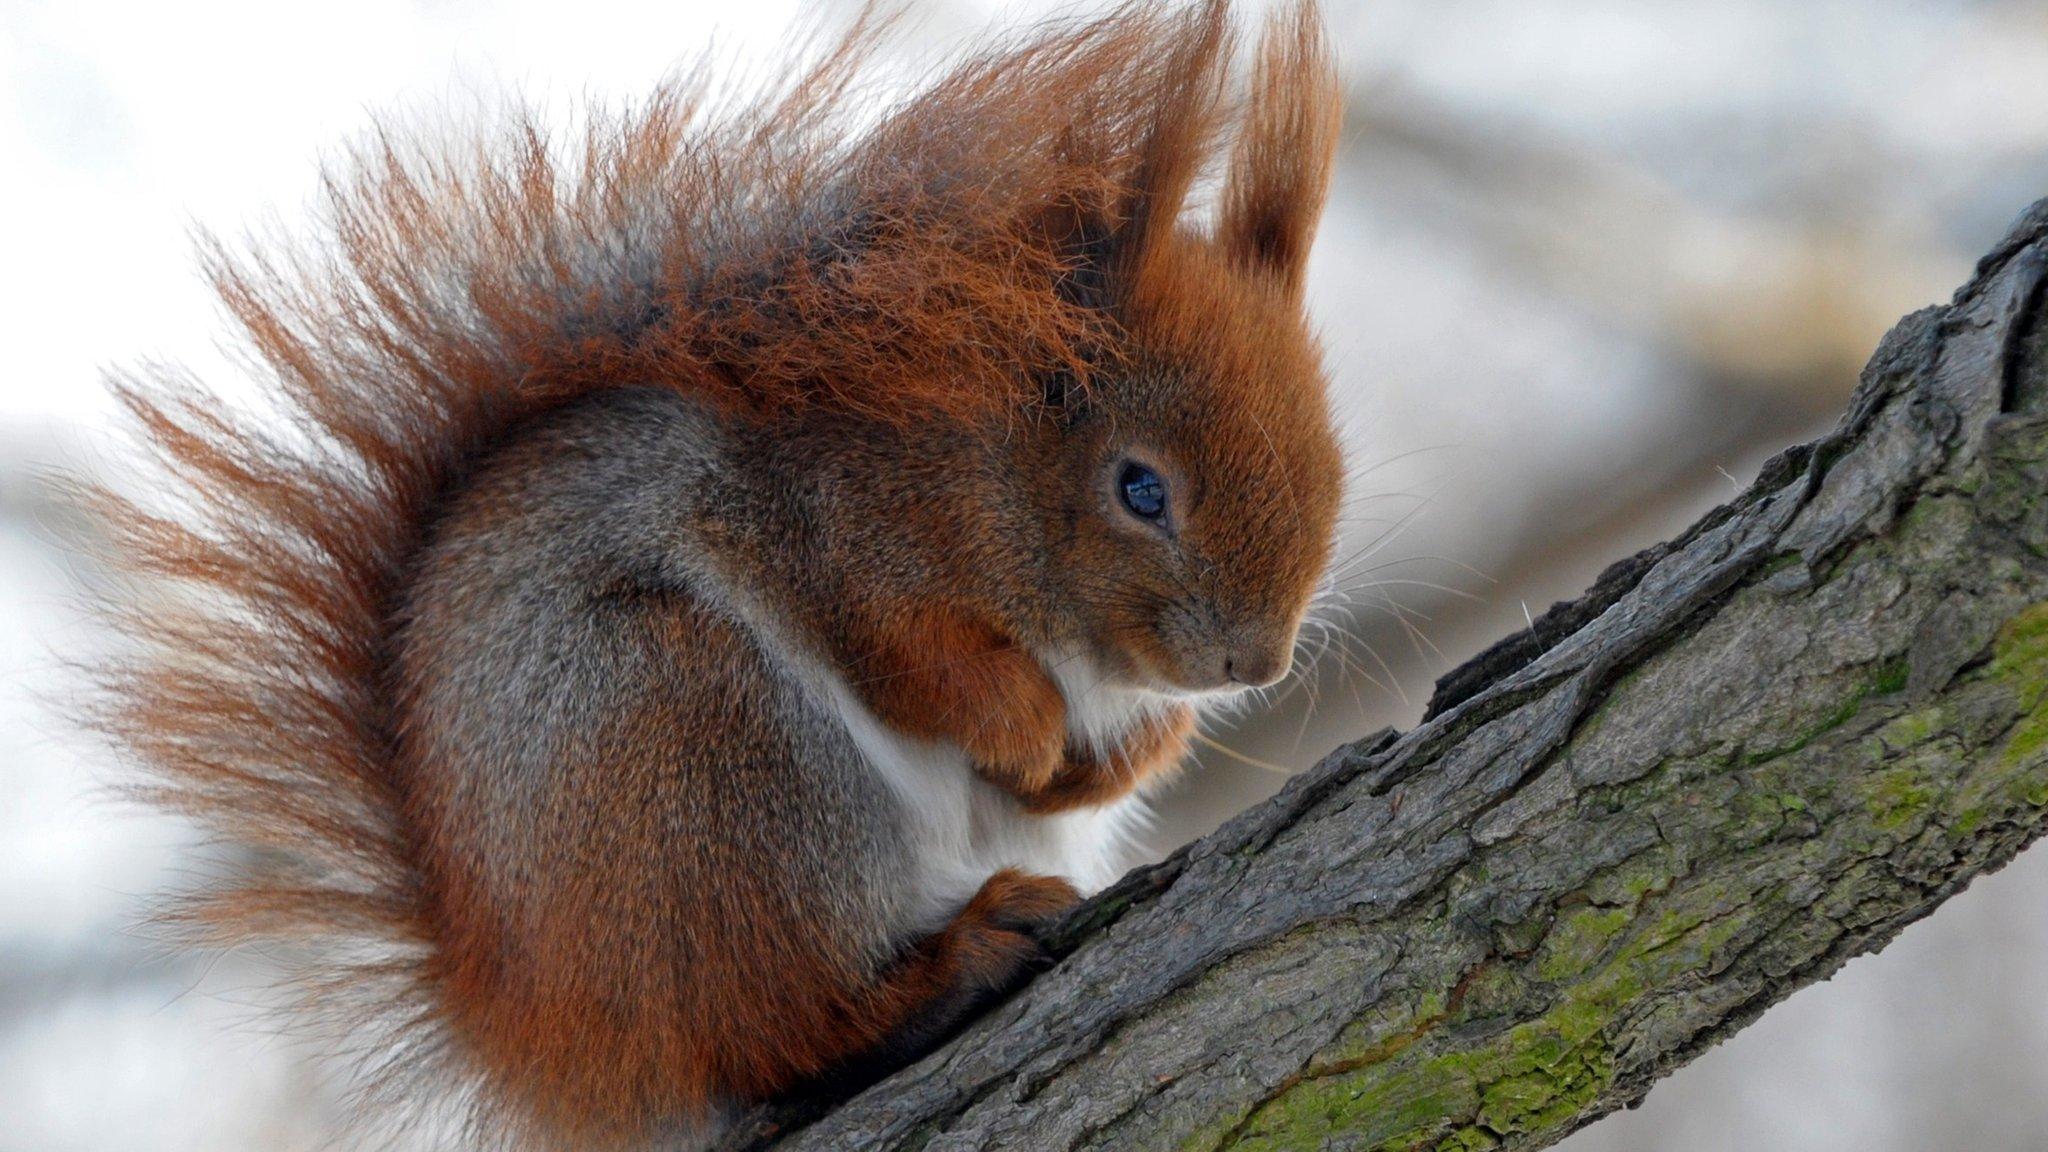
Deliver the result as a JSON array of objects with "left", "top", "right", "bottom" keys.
[{"left": 6, "top": 0, "right": 2048, "bottom": 1148}]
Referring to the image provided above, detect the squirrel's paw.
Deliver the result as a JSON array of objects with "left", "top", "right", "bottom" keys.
[
  {"left": 959, "top": 674, "right": 1069, "bottom": 799},
  {"left": 1018, "top": 703, "right": 1197, "bottom": 815},
  {"left": 942, "top": 868, "right": 1081, "bottom": 991},
  {"left": 811, "top": 869, "right": 1080, "bottom": 1095}
]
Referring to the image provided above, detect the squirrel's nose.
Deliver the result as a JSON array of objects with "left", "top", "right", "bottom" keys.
[{"left": 1223, "top": 643, "right": 1291, "bottom": 689}]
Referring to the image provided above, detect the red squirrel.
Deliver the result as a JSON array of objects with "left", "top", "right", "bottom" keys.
[{"left": 91, "top": 1, "right": 1344, "bottom": 1147}]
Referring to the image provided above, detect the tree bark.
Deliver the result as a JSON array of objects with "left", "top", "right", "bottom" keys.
[{"left": 729, "top": 199, "right": 2048, "bottom": 1152}]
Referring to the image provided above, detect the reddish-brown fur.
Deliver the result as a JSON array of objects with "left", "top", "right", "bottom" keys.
[{"left": 86, "top": 1, "right": 1344, "bottom": 1147}]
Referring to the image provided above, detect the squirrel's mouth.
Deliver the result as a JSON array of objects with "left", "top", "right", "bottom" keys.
[
  {"left": 1103, "top": 619, "right": 1302, "bottom": 698},
  {"left": 1107, "top": 645, "right": 1265, "bottom": 702}
]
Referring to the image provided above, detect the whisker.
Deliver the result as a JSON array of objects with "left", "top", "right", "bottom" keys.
[
  {"left": 1192, "top": 731, "right": 1294, "bottom": 776},
  {"left": 1334, "top": 576, "right": 1483, "bottom": 603}
]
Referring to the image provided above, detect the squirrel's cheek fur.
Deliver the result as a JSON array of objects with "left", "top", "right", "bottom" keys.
[{"left": 88, "top": 1, "right": 1343, "bottom": 1148}]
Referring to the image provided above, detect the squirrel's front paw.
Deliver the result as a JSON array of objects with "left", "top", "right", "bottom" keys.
[
  {"left": 852, "top": 606, "right": 1074, "bottom": 798},
  {"left": 965, "top": 735, "right": 1064, "bottom": 802},
  {"left": 1018, "top": 703, "right": 1196, "bottom": 815},
  {"left": 957, "top": 668, "right": 1069, "bottom": 799}
]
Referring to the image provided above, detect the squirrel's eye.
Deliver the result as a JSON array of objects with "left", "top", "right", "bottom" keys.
[{"left": 1117, "top": 461, "right": 1168, "bottom": 521}]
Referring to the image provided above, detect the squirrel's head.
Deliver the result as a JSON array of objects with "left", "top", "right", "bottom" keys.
[
  {"left": 1030, "top": 240, "right": 1341, "bottom": 697},
  {"left": 679, "top": 1, "right": 1345, "bottom": 699},
  {"left": 1018, "top": 3, "right": 1344, "bottom": 697}
]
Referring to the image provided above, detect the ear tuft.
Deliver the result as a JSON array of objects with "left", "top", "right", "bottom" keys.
[
  {"left": 1117, "top": 0, "right": 1233, "bottom": 282},
  {"left": 1033, "top": 0, "right": 1233, "bottom": 311},
  {"left": 1218, "top": 0, "right": 1341, "bottom": 300}
]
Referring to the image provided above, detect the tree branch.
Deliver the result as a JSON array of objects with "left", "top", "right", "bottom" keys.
[{"left": 733, "top": 199, "right": 2048, "bottom": 1152}]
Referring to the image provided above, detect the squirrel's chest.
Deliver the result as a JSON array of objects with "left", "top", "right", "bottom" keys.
[{"left": 819, "top": 661, "right": 1161, "bottom": 933}]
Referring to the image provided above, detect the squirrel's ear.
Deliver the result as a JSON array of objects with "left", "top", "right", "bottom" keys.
[
  {"left": 1115, "top": 0, "right": 1230, "bottom": 286},
  {"left": 1040, "top": 0, "right": 1231, "bottom": 310},
  {"left": 1218, "top": 1, "right": 1341, "bottom": 302}
]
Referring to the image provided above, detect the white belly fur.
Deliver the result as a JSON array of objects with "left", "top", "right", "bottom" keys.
[{"left": 815, "top": 646, "right": 1180, "bottom": 933}]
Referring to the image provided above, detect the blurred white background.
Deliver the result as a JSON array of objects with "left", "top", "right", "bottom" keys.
[{"left": 5, "top": 1, "right": 2048, "bottom": 1148}]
